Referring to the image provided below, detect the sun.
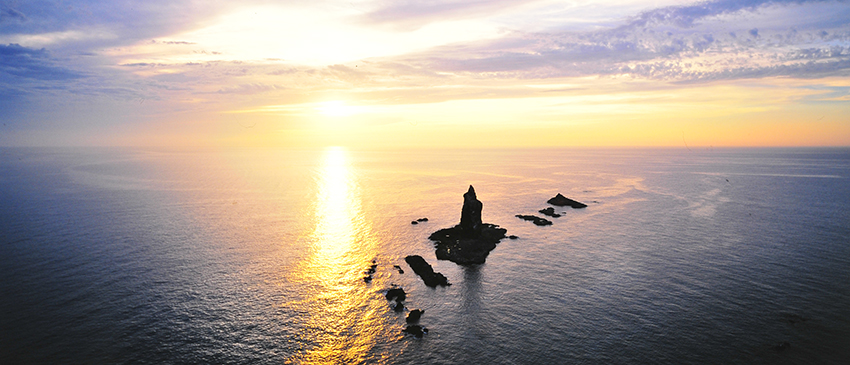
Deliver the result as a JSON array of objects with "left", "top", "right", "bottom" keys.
[{"left": 317, "top": 101, "right": 355, "bottom": 117}]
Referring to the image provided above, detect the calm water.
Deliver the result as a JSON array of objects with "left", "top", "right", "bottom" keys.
[{"left": 1, "top": 147, "right": 848, "bottom": 364}]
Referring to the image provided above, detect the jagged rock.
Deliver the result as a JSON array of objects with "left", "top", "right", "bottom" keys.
[
  {"left": 403, "top": 325, "right": 428, "bottom": 338},
  {"left": 406, "top": 309, "right": 424, "bottom": 323},
  {"left": 429, "top": 186, "right": 508, "bottom": 265},
  {"left": 393, "top": 264, "right": 404, "bottom": 274},
  {"left": 363, "top": 275, "right": 372, "bottom": 283},
  {"left": 547, "top": 193, "right": 587, "bottom": 208},
  {"left": 538, "top": 207, "right": 561, "bottom": 217},
  {"left": 385, "top": 288, "right": 406, "bottom": 302},
  {"left": 405, "top": 255, "right": 451, "bottom": 287},
  {"left": 516, "top": 215, "right": 553, "bottom": 226},
  {"left": 460, "top": 185, "right": 483, "bottom": 235}
]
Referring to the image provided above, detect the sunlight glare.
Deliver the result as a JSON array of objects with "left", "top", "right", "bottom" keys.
[
  {"left": 317, "top": 101, "right": 356, "bottom": 117},
  {"left": 286, "top": 147, "right": 385, "bottom": 363}
]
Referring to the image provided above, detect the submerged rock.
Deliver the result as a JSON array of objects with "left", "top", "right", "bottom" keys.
[
  {"left": 515, "top": 215, "right": 553, "bottom": 226},
  {"left": 547, "top": 193, "right": 587, "bottom": 208},
  {"left": 429, "top": 186, "right": 508, "bottom": 265},
  {"left": 405, "top": 255, "right": 450, "bottom": 287},
  {"left": 538, "top": 207, "right": 561, "bottom": 218}
]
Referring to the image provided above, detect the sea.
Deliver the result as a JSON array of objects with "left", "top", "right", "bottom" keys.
[{"left": 1, "top": 147, "right": 848, "bottom": 364}]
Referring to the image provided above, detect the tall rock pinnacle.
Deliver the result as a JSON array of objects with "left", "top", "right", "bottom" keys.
[{"left": 460, "top": 185, "right": 483, "bottom": 236}]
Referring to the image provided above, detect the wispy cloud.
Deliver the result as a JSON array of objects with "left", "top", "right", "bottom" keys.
[
  {"left": 0, "top": 43, "right": 85, "bottom": 80},
  {"left": 388, "top": 0, "right": 850, "bottom": 82}
]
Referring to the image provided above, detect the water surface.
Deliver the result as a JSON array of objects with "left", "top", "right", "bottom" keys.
[{"left": 1, "top": 147, "right": 848, "bottom": 364}]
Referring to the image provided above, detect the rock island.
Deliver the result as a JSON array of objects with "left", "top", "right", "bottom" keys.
[{"left": 428, "top": 185, "right": 507, "bottom": 265}]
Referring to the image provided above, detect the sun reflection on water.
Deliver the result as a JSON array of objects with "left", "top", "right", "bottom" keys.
[{"left": 287, "top": 147, "right": 389, "bottom": 364}]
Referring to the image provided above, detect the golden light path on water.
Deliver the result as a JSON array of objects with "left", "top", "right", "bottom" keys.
[{"left": 287, "top": 147, "right": 391, "bottom": 364}]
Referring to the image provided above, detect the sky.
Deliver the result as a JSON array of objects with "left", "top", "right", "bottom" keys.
[{"left": 1, "top": 0, "right": 849, "bottom": 148}]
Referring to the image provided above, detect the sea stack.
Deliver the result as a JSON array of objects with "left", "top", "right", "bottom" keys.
[
  {"left": 460, "top": 185, "right": 483, "bottom": 236},
  {"left": 429, "top": 185, "right": 507, "bottom": 265}
]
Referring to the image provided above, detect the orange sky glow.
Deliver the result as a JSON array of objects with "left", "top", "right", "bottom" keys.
[{"left": 1, "top": 0, "right": 849, "bottom": 148}]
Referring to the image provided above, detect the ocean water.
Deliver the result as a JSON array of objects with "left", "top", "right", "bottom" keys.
[{"left": 1, "top": 147, "right": 848, "bottom": 364}]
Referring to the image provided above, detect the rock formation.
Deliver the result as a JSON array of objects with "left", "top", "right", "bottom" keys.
[
  {"left": 547, "top": 193, "right": 587, "bottom": 208},
  {"left": 386, "top": 288, "right": 407, "bottom": 302},
  {"left": 406, "top": 309, "right": 424, "bottom": 323},
  {"left": 460, "top": 185, "right": 483, "bottom": 235},
  {"left": 515, "top": 214, "right": 553, "bottom": 226},
  {"left": 428, "top": 186, "right": 508, "bottom": 265},
  {"left": 405, "top": 255, "right": 450, "bottom": 287},
  {"left": 538, "top": 207, "right": 561, "bottom": 217},
  {"left": 403, "top": 325, "right": 428, "bottom": 338}
]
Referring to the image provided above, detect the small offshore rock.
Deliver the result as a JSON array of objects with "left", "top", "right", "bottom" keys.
[
  {"left": 508, "top": 235, "right": 519, "bottom": 240},
  {"left": 363, "top": 276, "right": 372, "bottom": 283},
  {"left": 393, "top": 264, "right": 404, "bottom": 274},
  {"left": 385, "top": 288, "right": 407, "bottom": 302},
  {"left": 393, "top": 301, "right": 405, "bottom": 312},
  {"left": 411, "top": 221, "right": 419, "bottom": 225},
  {"left": 547, "top": 193, "right": 587, "bottom": 208},
  {"left": 405, "top": 255, "right": 451, "bottom": 287},
  {"left": 516, "top": 214, "right": 553, "bottom": 226},
  {"left": 406, "top": 309, "right": 424, "bottom": 323},
  {"left": 403, "top": 325, "right": 428, "bottom": 338},
  {"left": 538, "top": 207, "right": 561, "bottom": 218},
  {"left": 417, "top": 218, "right": 428, "bottom": 222}
]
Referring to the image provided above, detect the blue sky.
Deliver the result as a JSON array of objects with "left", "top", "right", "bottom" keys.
[{"left": 1, "top": 0, "right": 848, "bottom": 147}]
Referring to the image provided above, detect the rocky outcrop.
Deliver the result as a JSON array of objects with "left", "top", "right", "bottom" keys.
[
  {"left": 405, "top": 255, "right": 450, "bottom": 287},
  {"left": 547, "top": 193, "right": 587, "bottom": 208},
  {"left": 429, "top": 186, "right": 508, "bottom": 265},
  {"left": 515, "top": 215, "right": 553, "bottom": 226},
  {"left": 402, "top": 325, "right": 428, "bottom": 338},
  {"left": 386, "top": 288, "right": 407, "bottom": 302},
  {"left": 538, "top": 207, "right": 561, "bottom": 217},
  {"left": 406, "top": 309, "right": 424, "bottom": 323}
]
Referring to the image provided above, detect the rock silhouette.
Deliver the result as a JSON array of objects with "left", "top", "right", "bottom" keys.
[
  {"left": 405, "top": 255, "right": 450, "bottom": 287},
  {"left": 538, "top": 207, "right": 561, "bottom": 217},
  {"left": 403, "top": 325, "right": 428, "bottom": 338},
  {"left": 547, "top": 193, "right": 587, "bottom": 208},
  {"left": 429, "top": 186, "right": 508, "bottom": 265},
  {"left": 406, "top": 309, "right": 424, "bottom": 323},
  {"left": 515, "top": 214, "right": 553, "bottom": 226},
  {"left": 385, "top": 288, "right": 407, "bottom": 302}
]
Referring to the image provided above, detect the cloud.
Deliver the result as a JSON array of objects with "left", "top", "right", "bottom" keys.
[
  {"left": 620, "top": 0, "right": 832, "bottom": 30},
  {"left": 386, "top": 0, "right": 850, "bottom": 82},
  {"left": 0, "top": 5, "right": 27, "bottom": 22},
  {"left": 359, "top": 0, "right": 538, "bottom": 30},
  {"left": 0, "top": 43, "right": 85, "bottom": 80}
]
